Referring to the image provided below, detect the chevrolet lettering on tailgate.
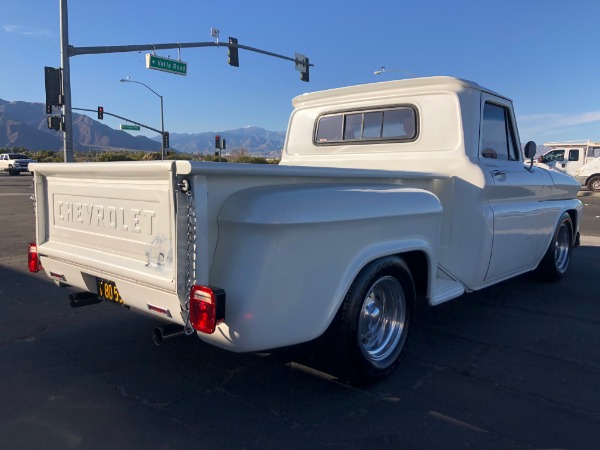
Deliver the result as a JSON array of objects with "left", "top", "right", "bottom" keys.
[{"left": 54, "top": 199, "right": 156, "bottom": 235}]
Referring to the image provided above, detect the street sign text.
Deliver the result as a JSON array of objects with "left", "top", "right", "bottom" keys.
[
  {"left": 145, "top": 54, "right": 187, "bottom": 76},
  {"left": 120, "top": 124, "right": 141, "bottom": 131}
]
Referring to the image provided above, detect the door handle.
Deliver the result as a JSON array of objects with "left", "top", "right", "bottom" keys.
[{"left": 492, "top": 170, "right": 506, "bottom": 177}]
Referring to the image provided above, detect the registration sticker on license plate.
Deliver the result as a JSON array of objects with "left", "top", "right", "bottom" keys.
[{"left": 96, "top": 277, "right": 125, "bottom": 305}]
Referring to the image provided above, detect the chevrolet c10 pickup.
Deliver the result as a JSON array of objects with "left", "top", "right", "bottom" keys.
[{"left": 28, "top": 76, "right": 582, "bottom": 384}]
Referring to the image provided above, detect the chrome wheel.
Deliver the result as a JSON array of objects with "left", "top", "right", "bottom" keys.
[
  {"left": 535, "top": 212, "right": 573, "bottom": 281},
  {"left": 554, "top": 222, "right": 571, "bottom": 274},
  {"left": 358, "top": 275, "right": 407, "bottom": 368},
  {"left": 328, "top": 256, "right": 414, "bottom": 384}
]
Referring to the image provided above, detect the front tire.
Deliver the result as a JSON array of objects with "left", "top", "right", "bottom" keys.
[
  {"left": 329, "top": 256, "right": 415, "bottom": 384},
  {"left": 535, "top": 212, "right": 573, "bottom": 281},
  {"left": 587, "top": 176, "right": 600, "bottom": 192}
]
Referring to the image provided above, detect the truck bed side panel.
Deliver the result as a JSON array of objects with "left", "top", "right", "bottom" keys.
[{"left": 202, "top": 183, "right": 442, "bottom": 352}]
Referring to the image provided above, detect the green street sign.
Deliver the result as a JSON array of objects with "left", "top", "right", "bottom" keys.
[
  {"left": 120, "top": 124, "right": 140, "bottom": 131},
  {"left": 145, "top": 54, "right": 187, "bottom": 76}
]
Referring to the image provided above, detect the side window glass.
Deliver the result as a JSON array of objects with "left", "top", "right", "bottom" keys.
[
  {"left": 568, "top": 150, "right": 580, "bottom": 161},
  {"left": 506, "top": 115, "right": 519, "bottom": 161},
  {"left": 316, "top": 115, "right": 343, "bottom": 142},
  {"left": 481, "top": 102, "right": 519, "bottom": 161},
  {"left": 481, "top": 103, "right": 509, "bottom": 160}
]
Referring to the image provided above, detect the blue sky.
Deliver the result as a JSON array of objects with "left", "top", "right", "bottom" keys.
[{"left": 2, "top": 0, "right": 600, "bottom": 144}]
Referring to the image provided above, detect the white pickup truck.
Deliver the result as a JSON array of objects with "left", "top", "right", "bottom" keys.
[
  {"left": 536, "top": 141, "right": 600, "bottom": 191},
  {"left": 28, "top": 77, "right": 582, "bottom": 384},
  {"left": 0, "top": 153, "right": 36, "bottom": 175}
]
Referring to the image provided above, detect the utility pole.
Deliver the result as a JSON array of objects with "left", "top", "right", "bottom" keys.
[{"left": 60, "top": 0, "right": 74, "bottom": 162}]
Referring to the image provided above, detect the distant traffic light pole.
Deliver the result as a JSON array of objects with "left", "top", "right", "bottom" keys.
[
  {"left": 58, "top": 0, "right": 312, "bottom": 162},
  {"left": 120, "top": 78, "right": 165, "bottom": 160},
  {"left": 73, "top": 107, "right": 164, "bottom": 135}
]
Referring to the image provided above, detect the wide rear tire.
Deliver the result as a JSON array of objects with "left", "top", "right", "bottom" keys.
[{"left": 328, "top": 256, "right": 415, "bottom": 384}]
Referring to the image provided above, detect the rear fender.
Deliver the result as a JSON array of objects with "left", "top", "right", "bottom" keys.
[{"left": 205, "top": 183, "right": 443, "bottom": 352}]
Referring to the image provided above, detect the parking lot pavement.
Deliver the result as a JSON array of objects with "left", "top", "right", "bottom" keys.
[
  {"left": 581, "top": 235, "right": 600, "bottom": 245},
  {"left": 1, "top": 174, "right": 600, "bottom": 449}
]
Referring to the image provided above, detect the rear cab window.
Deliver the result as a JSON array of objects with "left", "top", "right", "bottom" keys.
[{"left": 315, "top": 106, "right": 418, "bottom": 145}]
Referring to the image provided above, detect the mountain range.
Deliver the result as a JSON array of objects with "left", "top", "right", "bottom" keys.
[
  {"left": 0, "top": 97, "right": 285, "bottom": 155},
  {"left": 162, "top": 127, "right": 285, "bottom": 157}
]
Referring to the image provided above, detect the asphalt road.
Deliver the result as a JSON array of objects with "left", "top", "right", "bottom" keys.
[
  {"left": 1, "top": 173, "right": 600, "bottom": 449},
  {"left": 578, "top": 189, "right": 600, "bottom": 236}
]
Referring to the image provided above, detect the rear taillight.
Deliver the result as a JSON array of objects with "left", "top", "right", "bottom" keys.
[
  {"left": 28, "top": 243, "right": 41, "bottom": 273},
  {"left": 189, "top": 285, "right": 226, "bottom": 334}
]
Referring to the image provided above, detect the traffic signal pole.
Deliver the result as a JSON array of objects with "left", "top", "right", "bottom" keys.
[
  {"left": 68, "top": 41, "right": 312, "bottom": 70},
  {"left": 60, "top": 0, "right": 74, "bottom": 162}
]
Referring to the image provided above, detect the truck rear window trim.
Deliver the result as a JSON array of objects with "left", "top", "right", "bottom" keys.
[{"left": 313, "top": 105, "right": 419, "bottom": 146}]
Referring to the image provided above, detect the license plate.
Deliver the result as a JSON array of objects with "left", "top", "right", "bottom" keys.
[{"left": 96, "top": 277, "right": 125, "bottom": 305}]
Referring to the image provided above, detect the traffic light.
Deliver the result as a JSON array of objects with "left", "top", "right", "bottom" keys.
[
  {"left": 47, "top": 115, "right": 62, "bottom": 131},
  {"left": 97, "top": 106, "right": 104, "bottom": 120},
  {"left": 215, "top": 135, "right": 221, "bottom": 149},
  {"left": 163, "top": 132, "right": 170, "bottom": 148},
  {"left": 222, "top": 139, "right": 226, "bottom": 150},
  {"left": 228, "top": 37, "right": 239, "bottom": 67},
  {"left": 44, "top": 67, "right": 62, "bottom": 114},
  {"left": 295, "top": 53, "right": 309, "bottom": 82}
]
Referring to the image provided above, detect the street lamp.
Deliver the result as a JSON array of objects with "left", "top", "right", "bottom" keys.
[
  {"left": 120, "top": 78, "right": 165, "bottom": 160},
  {"left": 373, "top": 66, "right": 416, "bottom": 78}
]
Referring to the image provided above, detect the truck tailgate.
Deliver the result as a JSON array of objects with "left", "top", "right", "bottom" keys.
[{"left": 32, "top": 162, "right": 182, "bottom": 293}]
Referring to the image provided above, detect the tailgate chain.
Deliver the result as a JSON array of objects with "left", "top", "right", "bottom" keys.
[
  {"left": 30, "top": 182, "right": 36, "bottom": 216},
  {"left": 182, "top": 182, "right": 197, "bottom": 335}
]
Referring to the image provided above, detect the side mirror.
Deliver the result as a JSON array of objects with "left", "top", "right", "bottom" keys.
[
  {"left": 524, "top": 141, "right": 537, "bottom": 159},
  {"left": 524, "top": 141, "right": 536, "bottom": 172}
]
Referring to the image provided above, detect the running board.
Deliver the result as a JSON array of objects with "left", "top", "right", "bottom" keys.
[{"left": 430, "top": 273, "right": 465, "bottom": 306}]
